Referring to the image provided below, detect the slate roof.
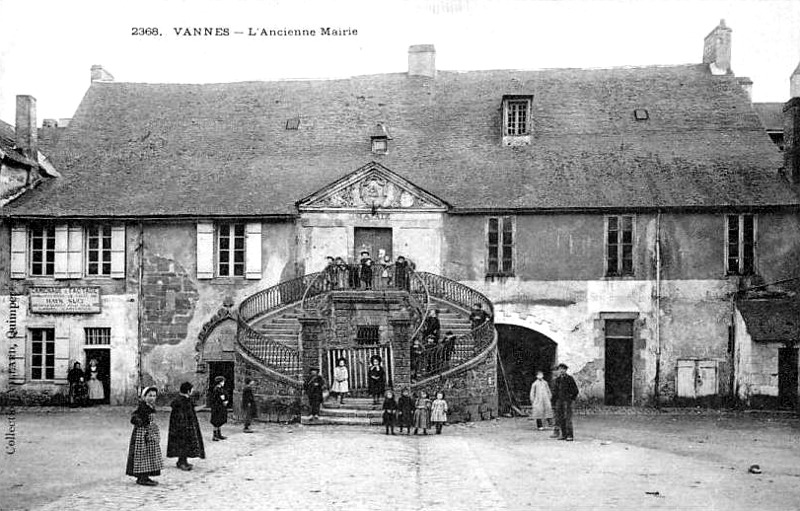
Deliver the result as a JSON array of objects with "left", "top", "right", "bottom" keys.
[
  {"left": 4, "top": 64, "right": 797, "bottom": 217},
  {"left": 752, "top": 103, "right": 784, "bottom": 131},
  {"left": 738, "top": 299, "right": 800, "bottom": 342}
]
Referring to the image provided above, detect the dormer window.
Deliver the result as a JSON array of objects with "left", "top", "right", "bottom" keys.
[
  {"left": 502, "top": 95, "right": 532, "bottom": 146},
  {"left": 369, "top": 123, "right": 391, "bottom": 154}
]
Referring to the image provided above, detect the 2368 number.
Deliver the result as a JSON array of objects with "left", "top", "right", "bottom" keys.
[{"left": 132, "top": 27, "right": 160, "bottom": 36}]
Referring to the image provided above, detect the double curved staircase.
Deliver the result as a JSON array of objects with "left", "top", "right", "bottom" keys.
[{"left": 233, "top": 268, "right": 496, "bottom": 422}]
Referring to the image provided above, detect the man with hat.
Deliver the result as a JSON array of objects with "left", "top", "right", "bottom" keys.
[
  {"left": 210, "top": 376, "right": 229, "bottom": 441},
  {"left": 304, "top": 367, "right": 327, "bottom": 420},
  {"left": 550, "top": 363, "right": 579, "bottom": 441}
]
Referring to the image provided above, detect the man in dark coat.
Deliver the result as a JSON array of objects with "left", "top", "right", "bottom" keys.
[
  {"left": 422, "top": 309, "right": 441, "bottom": 341},
  {"left": 241, "top": 378, "right": 257, "bottom": 433},
  {"left": 167, "top": 382, "right": 205, "bottom": 470},
  {"left": 67, "top": 362, "right": 85, "bottom": 408},
  {"left": 304, "top": 368, "right": 326, "bottom": 420},
  {"left": 550, "top": 363, "right": 579, "bottom": 441},
  {"left": 210, "top": 376, "right": 229, "bottom": 441},
  {"left": 394, "top": 256, "right": 412, "bottom": 290}
]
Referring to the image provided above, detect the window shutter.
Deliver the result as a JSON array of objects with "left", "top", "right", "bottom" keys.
[
  {"left": 68, "top": 226, "right": 84, "bottom": 278},
  {"left": 245, "top": 222, "right": 262, "bottom": 280},
  {"left": 110, "top": 225, "right": 126, "bottom": 278},
  {"left": 10, "top": 225, "right": 28, "bottom": 279},
  {"left": 54, "top": 225, "right": 69, "bottom": 279},
  {"left": 54, "top": 329, "right": 70, "bottom": 384},
  {"left": 196, "top": 223, "right": 214, "bottom": 279}
]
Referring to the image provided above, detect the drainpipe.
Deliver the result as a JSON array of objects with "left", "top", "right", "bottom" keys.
[
  {"left": 654, "top": 210, "right": 662, "bottom": 408},
  {"left": 137, "top": 222, "right": 144, "bottom": 392}
]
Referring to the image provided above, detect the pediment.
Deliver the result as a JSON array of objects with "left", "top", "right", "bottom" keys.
[{"left": 298, "top": 162, "right": 448, "bottom": 212}]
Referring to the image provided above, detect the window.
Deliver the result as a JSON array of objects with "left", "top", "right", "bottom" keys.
[
  {"left": 85, "top": 327, "right": 111, "bottom": 345},
  {"left": 30, "top": 328, "right": 55, "bottom": 380},
  {"left": 487, "top": 216, "right": 514, "bottom": 276},
  {"left": 726, "top": 214, "right": 755, "bottom": 275},
  {"left": 356, "top": 325, "right": 380, "bottom": 345},
  {"left": 606, "top": 215, "right": 634, "bottom": 277},
  {"left": 86, "top": 226, "right": 112, "bottom": 276},
  {"left": 371, "top": 137, "right": 388, "bottom": 154},
  {"left": 197, "top": 222, "right": 261, "bottom": 280},
  {"left": 29, "top": 226, "right": 56, "bottom": 276},
  {"left": 504, "top": 99, "right": 530, "bottom": 136},
  {"left": 217, "top": 224, "right": 246, "bottom": 277}
]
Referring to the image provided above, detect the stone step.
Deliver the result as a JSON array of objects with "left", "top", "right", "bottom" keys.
[
  {"left": 323, "top": 398, "right": 382, "bottom": 411},
  {"left": 317, "top": 407, "right": 384, "bottom": 418},
  {"left": 255, "top": 327, "right": 300, "bottom": 336},
  {"left": 301, "top": 415, "right": 382, "bottom": 426}
]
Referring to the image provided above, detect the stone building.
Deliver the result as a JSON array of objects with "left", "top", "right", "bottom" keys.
[{"left": 1, "top": 21, "right": 799, "bottom": 415}]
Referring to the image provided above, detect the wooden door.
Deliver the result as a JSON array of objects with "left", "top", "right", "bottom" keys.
[
  {"left": 778, "top": 348, "right": 798, "bottom": 410},
  {"left": 604, "top": 320, "right": 633, "bottom": 406},
  {"left": 354, "top": 227, "right": 392, "bottom": 262}
]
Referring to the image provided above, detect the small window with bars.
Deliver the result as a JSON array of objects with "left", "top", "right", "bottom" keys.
[
  {"left": 29, "top": 226, "right": 56, "bottom": 276},
  {"left": 30, "top": 328, "right": 55, "bottom": 380},
  {"left": 606, "top": 215, "right": 634, "bottom": 277},
  {"left": 85, "top": 327, "right": 111, "bottom": 345},
  {"left": 86, "top": 226, "right": 113, "bottom": 276},
  {"left": 217, "top": 224, "right": 246, "bottom": 277},
  {"left": 504, "top": 99, "right": 530, "bottom": 136},
  {"left": 356, "top": 325, "right": 380, "bottom": 345},
  {"left": 726, "top": 214, "right": 755, "bottom": 275},
  {"left": 487, "top": 216, "right": 514, "bottom": 276}
]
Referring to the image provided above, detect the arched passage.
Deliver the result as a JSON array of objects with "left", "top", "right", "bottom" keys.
[{"left": 496, "top": 324, "right": 557, "bottom": 415}]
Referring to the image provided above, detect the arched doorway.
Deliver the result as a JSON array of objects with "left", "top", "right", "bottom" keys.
[{"left": 496, "top": 324, "right": 557, "bottom": 415}]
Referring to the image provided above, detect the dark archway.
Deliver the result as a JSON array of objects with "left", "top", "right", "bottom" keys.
[{"left": 496, "top": 324, "right": 557, "bottom": 415}]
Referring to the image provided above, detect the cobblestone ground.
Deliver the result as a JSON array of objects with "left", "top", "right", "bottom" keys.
[{"left": 3, "top": 408, "right": 800, "bottom": 511}]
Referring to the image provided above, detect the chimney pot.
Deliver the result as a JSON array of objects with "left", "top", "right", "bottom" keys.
[
  {"left": 91, "top": 65, "right": 115, "bottom": 82},
  {"left": 408, "top": 44, "right": 436, "bottom": 78},
  {"left": 15, "top": 95, "right": 38, "bottom": 161},
  {"left": 703, "top": 20, "right": 732, "bottom": 75}
]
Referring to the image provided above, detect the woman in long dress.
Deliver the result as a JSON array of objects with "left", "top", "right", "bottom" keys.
[
  {"left": 86, "top": 359, "right": 105, "bottom": 405},
  {"left": 529, "top": 371, "right": 554, "bottom": 430},
  {"left": 126, "top": 386, "right": 162, "bottom": 486},
  {"left": 330, "top": 358, "right": 349, "bottom": 405},
  {"left": 167, "top": 381, "right": 205, "bottom": 471}
]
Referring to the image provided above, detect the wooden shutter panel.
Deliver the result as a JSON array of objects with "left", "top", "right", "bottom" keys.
[
  {"left": 110, "top": 225, "right": 126, "bottom": 278},
  {"left": 10, "top": 225, "right": 28, "bottom": 279},
  {"left": 245, "top": 222, "right": 262, "bottom": 280},
  {"left": 54, "top": 225, "right": 69, "bottom": 279},
  {"left": 54, "top": 329, "right": 70, "bottom": 384},
  {"left": 196, "top": 223, "right": 214, "bottom": 279},
  {"left": 67, "top": 226, "right": 84, "bottom": 278}
]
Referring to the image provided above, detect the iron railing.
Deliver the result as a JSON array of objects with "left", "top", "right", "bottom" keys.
[
  {"left": 411, "top": 272, "right": 495, "bottom": 380},
  {"left": 240, "top": 273, "right": 322, "bottom": 323}
]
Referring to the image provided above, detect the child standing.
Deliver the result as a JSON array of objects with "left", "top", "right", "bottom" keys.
[
  {"left": 368, "top": 355, "right": 386, "bottom": 405},
  {"left": 126, "top": 387, "right": 162, "bottom": 486},
  {"left": 241, "top": 377, "right": 257, "bottom": 433},
  {"left": 430, "top": 391, "right": 448, "bottom": 434},
  {"left": 330, "top": 358, "right": 349, "bottom": 405},
  {"left": 413, "top": 390, "right": 432, "bottom": 435},
  {"left": 382, "top": 390, "right": 397, "bottom": 435},
  {"left": 397, "top": 388, "right": 415, "bottom": 435}
]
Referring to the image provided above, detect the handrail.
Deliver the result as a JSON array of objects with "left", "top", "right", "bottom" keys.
[
  {"left": 406, "top": 268, "right": 431, "bottom": 346},
  {"left": 236, "top": 314, "right": 302, "bottom": 379},
  {"left": 300, "top": 271, "right": 329, "bottom": 313},
  {"left": 413, "top": 272, "right": 494, "bottom": 318},
  {"left": 240, "top": 273, "right": 322, "bottom": 323}
]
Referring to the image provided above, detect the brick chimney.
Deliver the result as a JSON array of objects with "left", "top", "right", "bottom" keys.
[
  {"left": 15, "top": 95, "right": 38, "bottom": 161},
  {"left": 91, "top": 65, "right": 114, "bottom": 82},
  {"left": 408, "top": 45, "right": 436, "bottom": 78},
  {"left": 703, "top": 19, "right": 732, "bottom": 76}
]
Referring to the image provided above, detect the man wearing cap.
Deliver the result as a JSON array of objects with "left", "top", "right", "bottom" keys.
[
  {"left": 304, "top": 368, "right": 326, "bottom": 420},
  {"left": 550, "top": 363, "right": 579, "bottom": 441}
]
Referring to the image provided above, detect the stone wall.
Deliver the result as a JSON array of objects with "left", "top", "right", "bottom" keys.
[
  {"left": 232, "top": 351, "right": 302, "bottom": 422},
  {"left": 412, "top": 345, "right": 498, "bottom": 423}
]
